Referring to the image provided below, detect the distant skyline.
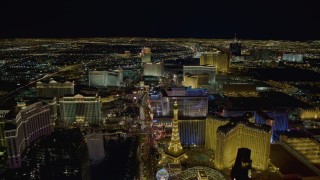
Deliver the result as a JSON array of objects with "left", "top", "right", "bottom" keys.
[{"left": 1, "top": 0, "right": 319, "bottom": 40}]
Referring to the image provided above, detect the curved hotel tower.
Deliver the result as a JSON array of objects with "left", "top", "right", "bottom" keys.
[{"left": 4, "top": 101, "right": 51, "bottom": 168}]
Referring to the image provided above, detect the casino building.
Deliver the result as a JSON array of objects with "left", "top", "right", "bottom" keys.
[
  {"left": 200, "top": 52, "right": 229, "bottom": 73},
  {"left": 143, "top": 62, "right": 164, "bottom": 77},
  {"left": 88, "top": 70, "right": 123, "bottom": 87},
  {"left": 36, "top": 80, "right": 74, "bottom": 98},
  {"left": 59, "top": 94, "right": 102, "bottom": 126},
  {"left": 183, "top": 65, "right": 216, "bottom": 88},
  {"left": 213, "top": 114, "right": 271, "bottom": 170},
  {"left": 179, "top": 117, "right": 206, "bottom": 147},
  {"left": 4, "top": 101, "right": 51, "bottom": 168},
  {"left": 158, "top": 87, "right": 208, "bottom": 118}
]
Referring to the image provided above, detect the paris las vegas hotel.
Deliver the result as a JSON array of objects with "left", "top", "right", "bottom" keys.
[
  {"left": 145, "top": 48, "right": 272, "bottom": 171},
  {"left": 150, "top": 90, "right": 272, "bottom": 171},
  {"left": 209, "top": 114, "right": 271, "bottom": 170}
]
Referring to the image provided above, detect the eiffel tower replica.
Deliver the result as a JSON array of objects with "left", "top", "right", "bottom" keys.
[{"left": 159, "top": 101, "right": 187, "bottom": 164}]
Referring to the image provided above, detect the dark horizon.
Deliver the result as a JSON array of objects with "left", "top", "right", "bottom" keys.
[
  {"left": 1, "top": 36, "right": 319, "bottom": 42},
  {"left": 1, "top": 0, "right": 320, "bottom": 40}
]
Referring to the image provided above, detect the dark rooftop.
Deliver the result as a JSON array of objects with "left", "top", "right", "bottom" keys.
[
  {"left": 208, "top": 115, "right": 230, "bottom": 121},
  {"left": 226, "top": 91, "right": 311, "bottom": 109},
  {"left": 279, "top": 130, "right": 310, "bottom": 138},
  {"left": 178, "top": 116, "right": 207, "bottom": 120},
  {"left": 4, "top": 107, "right": 20, "bottom": 120},
  {"left": 305, "top": 128, "right": 320, "bottom": 136},
  {"left": 42, "top": 128, "right": 85, "bottom": 150},
  {"left": 23, "top": 97, "right": 56, "bottom": 101},
  {"left": 218, "top": 113, "right": 271, "bottom": 134},
  {"left": 161, "top": 89, "right": 168, "bottom": 97}
]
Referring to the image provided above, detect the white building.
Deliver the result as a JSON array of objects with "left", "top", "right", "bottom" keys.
[
  {"left": 282, "top": 53, "right": 303, "bottom": 62},
  {"left": 59, "top": 94, "right": 102, "bottom": 126},
  {"left": 143, "top": 62, "right": 164, "bottom": 77},
  {"left": 200, "top": 51, "right": 229, "bottom": 73},
  {"left": 88, "top": 70, "right": 123, "bottom": 87}
]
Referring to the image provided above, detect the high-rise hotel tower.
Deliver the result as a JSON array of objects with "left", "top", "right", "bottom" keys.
[
  {"left": 4, "top": 101, "right": 51, "bottom": 168},
  {"left": 214, "top": 114, "right": 271, "bottom": 170}
]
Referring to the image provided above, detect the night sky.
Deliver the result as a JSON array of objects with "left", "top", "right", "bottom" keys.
[{"left": 1, "top": 0, "right": 319, "bottom": 40}]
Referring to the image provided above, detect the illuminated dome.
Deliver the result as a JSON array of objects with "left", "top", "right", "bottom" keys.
[{"left": 156, "top": 168, "right": 169, "bottom": 180}]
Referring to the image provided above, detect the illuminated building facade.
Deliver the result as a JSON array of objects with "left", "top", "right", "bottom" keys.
[
  {"left": 222, "top": 109, "right": 288, "bottom": 141},
  {"left": 36, "top": 80, "right": 74, "bottom": 98},
  {"left": 205, "top": 116, "right": 229, "bottom": 151},
  {"left": 0, "top": 110, "right": 10, "bottom": 148},
  {"left": 88, "top": 70, "right": 123, "bottom": 87},
  {"left": 183, "top": 65, "right": 216, "bottom": 85},
  {"left": 230, "top": 55, "right": 245, "bottom": 62},
  {"left": 200, "top": 52, "right": 229, "bottom": 73},
  {"left": 143, "top": 62, "right": 164, "bottom": 77},
  {"left": 0, "top": 121, "right": 5, "bottom": 148},
  {"left": 159, "top": 101, "right": 187, "bottom": 164},
  {"left": 152, "top": 117, "right": 195, "bottom": 145},
  {"left": 282, "top": 53, "right": 303, "bottom": 62},
  {"left": 280, "top": 135, "right": 320, "bottom": 165},
  {"left": 45, "top": 97, "right": 58, "bottom": 128},
  {"left": 4, "top": 101, "right": 51, "bottom": 168},
  {"left": 215, "top": 114, "right": 271, "bottom": 170},
  {"left": 141, "top": 47, "right": 152, "bottom": 63},
  {"left": 184, "top": 75, "right": 209, "bottom": 89},
  {"left": 21, "top": 97, "right": 58, "bottom": 130},
  {"left": 59, "top": 94, "right": 102, "bottom": 126},
  {"left": 160, "top": 88, "right": 208, "bottom": 118},
  {"left": 179, "top": 118, "right": 206, "bottom": 146},
  {"left": 299, "top": 108, "right": 320, "bottom": 120}
]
